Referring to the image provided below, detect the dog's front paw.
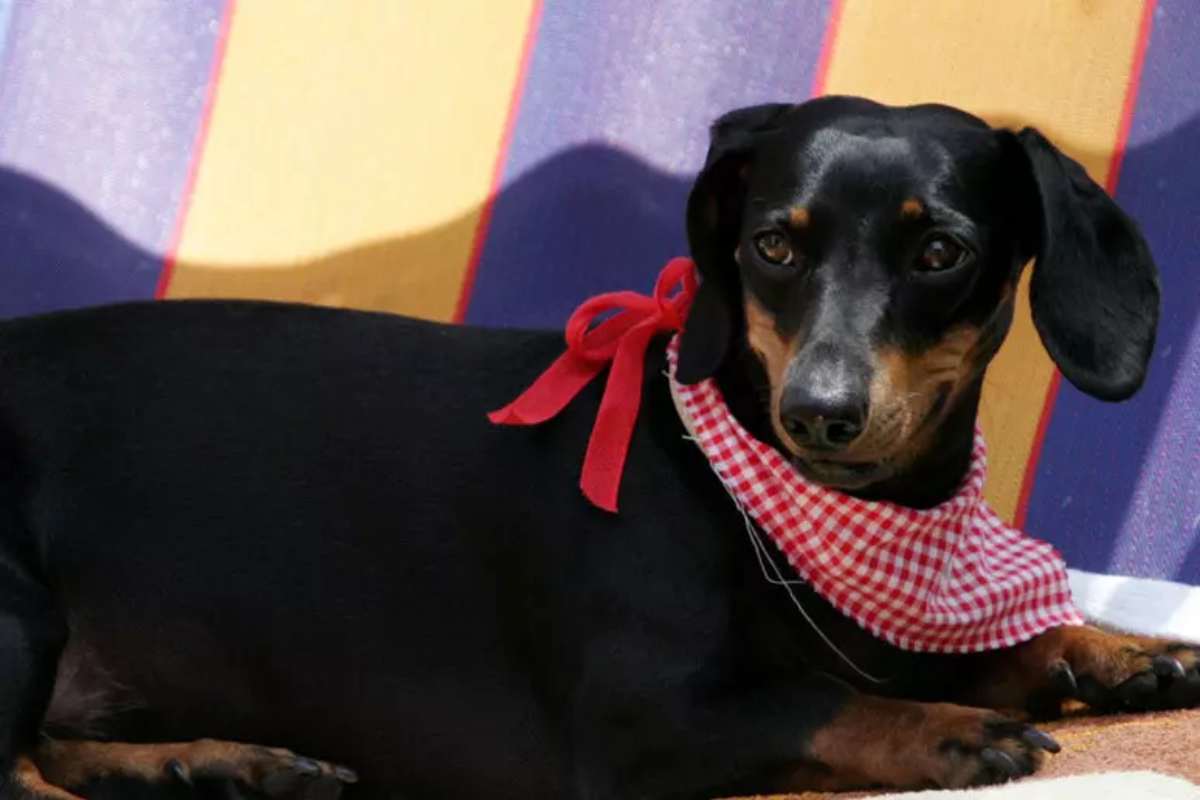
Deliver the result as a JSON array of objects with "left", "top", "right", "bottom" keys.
[
  {"left": 1052, "top": 630, "right": 1200, "bottom": 713},
  {"left": 929, "top": 709, "right": 1059, "bottom": 788},
  {"left": 808, "top": 697, "right": 1058, "bottom": 790},
  {"left": 973, "top": 625, "right": 1200, "bottom": 716}
]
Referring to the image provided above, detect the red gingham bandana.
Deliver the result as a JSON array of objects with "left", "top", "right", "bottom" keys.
[
  {"left": 665, "top": 337, "right": 1084, "bottom": 653},
  {"left": 492, "top": 258, "right": 1084, "bottom": 653}
]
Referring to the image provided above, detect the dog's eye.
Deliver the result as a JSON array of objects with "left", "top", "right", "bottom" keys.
[
  {"left": 754, "top": 232, "right": 794, "bottom": 266},
  {"left": 917, "top": 235, "right": 967, "bottom": 272}
]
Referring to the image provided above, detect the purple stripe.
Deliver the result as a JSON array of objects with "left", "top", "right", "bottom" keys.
[
  {"left": 464, "top": 0, "right": 833, "bottom": 328},
  {"left": 1026, "top": 0, "right": 1200, "bottom": 583},
  {"left": 0, "top": 0, "right": 226, "bottom": 317}
]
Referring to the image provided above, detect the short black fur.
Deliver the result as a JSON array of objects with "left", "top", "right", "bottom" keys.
[{"left": 0, "top": 96, "right": 1170, "bottom": 799}]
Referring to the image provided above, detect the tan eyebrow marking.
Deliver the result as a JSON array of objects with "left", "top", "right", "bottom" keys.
[
  {"left": 900, "top": 198, "right": 925, "bottom": 219},
  {"left": 788, "top": 206, "right": 810, "bottom": 228}
]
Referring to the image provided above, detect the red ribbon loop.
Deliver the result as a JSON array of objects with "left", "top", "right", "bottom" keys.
[{"left": 488, "top": 257, "right": 699, "bottom": 512}]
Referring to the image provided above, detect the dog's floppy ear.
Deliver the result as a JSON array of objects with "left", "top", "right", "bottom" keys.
[
  {"left": 677, "top": 103, "right": 792, "bottom": 384},
  {"left": 1015, "top": 127, "right": 1160, "bottom": 401}
]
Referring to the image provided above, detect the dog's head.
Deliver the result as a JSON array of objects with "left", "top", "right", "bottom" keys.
[{"left": 677, "top": 96, "right": 1159, "bottom": 491}]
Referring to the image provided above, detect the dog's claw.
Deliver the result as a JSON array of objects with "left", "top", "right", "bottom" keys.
[
  {"left": 165, "top": 758, "right": 191, "bottom": 785},
  {"left": 1116, "top": 671, "right": 1160, "bottom": 707},
  {"left": 1021, "top": 728, "right": 1061, "bottom": 754},
  {"left": 1048, "top": 659, "right": 1078, "bottom": 695},
  {"left": 1153, "top": 655, "right": 1187, "bottom": 679},
  {"left": 979, "top": 747, "right": 1020, "bottom": 779},
  {"left": 293, "top": 757, "right": 322, "bottom": 776}
]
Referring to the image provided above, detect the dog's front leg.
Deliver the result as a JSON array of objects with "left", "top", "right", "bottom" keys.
[
  {"left": 573, "top": 672, "right": 1058, "bottom": 797},
  {"left": 961, "top": 625, "right": 1200, "bottom": 717}
]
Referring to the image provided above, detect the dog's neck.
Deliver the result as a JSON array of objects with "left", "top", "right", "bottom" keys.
[{"left": 715, "top": 347, "right": 980, "bottom": 510}]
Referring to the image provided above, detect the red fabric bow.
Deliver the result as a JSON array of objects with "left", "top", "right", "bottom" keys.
[{"left": 488, "top": 257, "right": 699, "bottom": 512}]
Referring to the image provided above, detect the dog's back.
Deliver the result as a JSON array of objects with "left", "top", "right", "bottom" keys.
[
  {"left": 0, "top": 301, "right": 579, "bottom": 796},
  {"left": 0, "top": 300, "right": 752, "bottom": 797}
]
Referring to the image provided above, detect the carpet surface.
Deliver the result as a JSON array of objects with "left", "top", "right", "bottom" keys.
[
  {"left": 866, "top": 772, "right": 1200, "bottom": 800},
  {"left": 735, "top": 708, "right": 1200, "bottom": 799}
]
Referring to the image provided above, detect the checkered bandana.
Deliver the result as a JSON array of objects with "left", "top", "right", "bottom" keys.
[
  {"left": 491, "top": 257, "right": 1083, "bottom": 653},
  {"left": 664, "top": 337, "right": 1084, "bottom": 653}
]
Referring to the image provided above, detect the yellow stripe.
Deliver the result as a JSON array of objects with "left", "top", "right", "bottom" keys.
[
  {"left": 822, "top": 0, "right": 1144, "bottom": 520},
  {"left": 165, "top": 0, "right": 535, "bottom": 321}
]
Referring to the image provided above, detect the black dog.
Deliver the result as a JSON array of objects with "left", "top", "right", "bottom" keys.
[{"left": 1, "top": 96, "right": 1196, "bottom": 800}]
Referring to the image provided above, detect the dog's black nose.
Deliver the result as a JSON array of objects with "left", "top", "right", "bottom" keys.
[{"left": 779, "top": 384, "right": 867, "bottom": 450}]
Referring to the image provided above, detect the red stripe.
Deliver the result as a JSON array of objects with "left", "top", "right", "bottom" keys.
[
  {"left": 154, "top": 0, "right": 236, "bottom": 299},
  {"left": 451, "top": 0, "right": 545, "bottom": 323},
  {"left": 1014, "top": 0, "right": 1157, "bottom": 528},
  {"left": 1014, "top": 372, "right": 1062, "bottom": 528},
  {"left": 1105, "top": 0, "right": 1157, "bottom": 195},
  {"left": 810, "top": 0, "right": 846, "bottom": 97}
]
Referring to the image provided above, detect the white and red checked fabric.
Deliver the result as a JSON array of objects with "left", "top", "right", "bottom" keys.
[
  {"left": 491, "top": 257, "right": 1084, "bottom": 653},
  {"left": 665, "top": 337, "right": 1084, "bottom": 653}
]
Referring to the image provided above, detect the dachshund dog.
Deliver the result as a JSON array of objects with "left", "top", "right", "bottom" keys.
[{"left": 0, "top": 96, "right": 1194, "bottom": 799}]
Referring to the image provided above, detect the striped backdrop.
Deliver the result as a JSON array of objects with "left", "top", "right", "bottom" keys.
[{"left": 0, "top": 1, "right": 1196, "bottom": 585}]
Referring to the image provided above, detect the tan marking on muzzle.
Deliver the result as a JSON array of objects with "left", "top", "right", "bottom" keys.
[
  {"left": 865, "top": 325, "right": 982, "bottom": 466},
  {"left": 744, "top": 296, "right": 805, "bottom": 454}
]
